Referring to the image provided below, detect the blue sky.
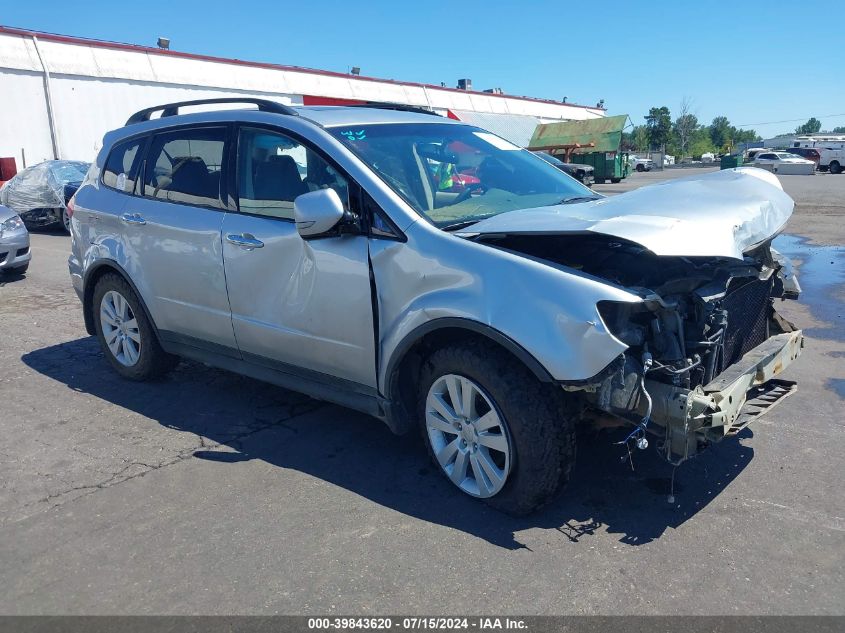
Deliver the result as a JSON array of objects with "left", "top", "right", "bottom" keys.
[{"left": 5, "top": 1, "right": 844, "bottom": 136}]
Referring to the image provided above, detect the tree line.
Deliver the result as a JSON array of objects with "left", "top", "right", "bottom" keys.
[
  {"left": 774, "top": 118, "right": 845, "bottom": 136},
  {"left": 623, "top": 102, "right": 845, "bottom": 158},
  {"left": 622, "top": 100, "right": 760, "bottom": 158}
]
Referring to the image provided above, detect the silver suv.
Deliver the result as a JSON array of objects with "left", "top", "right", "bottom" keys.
[{"left": 69, "top": 99, "right": 803, "bottom": 514}]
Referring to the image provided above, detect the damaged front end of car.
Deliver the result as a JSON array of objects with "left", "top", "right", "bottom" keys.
[
  {"left": 466, "top": 168, "right": 804, "bottom": 465},
  {"left": 589, "top": 241, "right": 803, "bottom": 464}
]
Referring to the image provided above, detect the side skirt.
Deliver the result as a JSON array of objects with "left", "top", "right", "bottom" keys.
[{"left": 159, "top": 331, "right": 389, "bottom": 422}]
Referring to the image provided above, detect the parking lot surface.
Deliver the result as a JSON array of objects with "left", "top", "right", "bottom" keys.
[{"left": 1, "top": 168, "right": 843, "bottom": 615}]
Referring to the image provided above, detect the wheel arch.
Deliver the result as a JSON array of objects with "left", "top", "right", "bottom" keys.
[
  {"left": 382, "top": 318, "right": 554, "bottom": 434},
  {"left": 82, "top": 260, "right": 160, "bottom": 341}
]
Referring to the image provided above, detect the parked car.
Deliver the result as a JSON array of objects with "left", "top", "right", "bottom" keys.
[
  {"left": 0, "top": 204, "right": 31, "bottom": 275},
  {"left": 785, "top": 147, "right": 822, "bottom": 166},
  {"left": 69, "top": 99, "right": 803, "bottom": 515},
  {"left": 0, "top": 160, "right": 90, "bottom": 233},
  {"left": 532, "top": 152, "right": 595, "bottom": 186},
  {"left": 744, "top": 148, "right": 769, "bottom": 162},
  {"left": 629, "top": 155, "right": 654, "bottom": 172},
  {"left": 752, "top": 151, "right": 816, "bottom": 175}
]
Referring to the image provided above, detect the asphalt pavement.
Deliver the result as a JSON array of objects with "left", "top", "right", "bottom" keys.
[{"left": 0, "top": 167, "right": 842, "bottom": 615}]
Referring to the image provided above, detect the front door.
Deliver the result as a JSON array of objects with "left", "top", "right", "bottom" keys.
[{"left": 221, "top": 126, "right": 376, "bottom": 388}]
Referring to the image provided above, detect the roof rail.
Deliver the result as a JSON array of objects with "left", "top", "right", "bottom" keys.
[
  {"left": 350, "top": 102, "right": 440, "bottom": 117},
  {"left": 126, "top": 98, "right": 299, "bottom": 125}
]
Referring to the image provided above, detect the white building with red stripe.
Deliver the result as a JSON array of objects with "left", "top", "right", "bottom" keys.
[{"left": 0, "top": 26, "right": 605, "bottom": 167}]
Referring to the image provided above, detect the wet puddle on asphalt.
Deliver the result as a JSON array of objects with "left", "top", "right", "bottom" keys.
[{"left": 774, "top": 234, "right": 845, "bottom": 342}]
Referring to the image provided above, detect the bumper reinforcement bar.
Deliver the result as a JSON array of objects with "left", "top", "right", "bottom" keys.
[{"left": 639, "top": 329, "right": 804, "bottom": 464}]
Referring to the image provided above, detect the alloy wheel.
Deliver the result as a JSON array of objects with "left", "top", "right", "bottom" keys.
[
  {"left": 100, "top": 290, "right": 141, "bottom": 366},
  {"left": 425, "top": 373, "right": 512, "bottom": 498}
]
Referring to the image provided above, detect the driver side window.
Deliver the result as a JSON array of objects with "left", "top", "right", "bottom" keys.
[{"left": 237, "top": 127, "right": 349, "bottom": 220}]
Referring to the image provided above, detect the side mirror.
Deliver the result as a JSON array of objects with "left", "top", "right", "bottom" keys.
[{"left": 294, "top": 189, "right": 345, "bottom": 238}]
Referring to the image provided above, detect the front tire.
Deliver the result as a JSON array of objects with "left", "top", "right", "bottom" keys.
[
  {"left": 418, "top": 341, "right": 577, "bottom": 515},
  {"left": 829, "top": 161, "right": 842, "bottom": 174},
  {"left": 61, "top": 208, "right": 71, "bottom": 233},
  {"left": 92, "top": 274, "right": 177, "bottom": 380}
]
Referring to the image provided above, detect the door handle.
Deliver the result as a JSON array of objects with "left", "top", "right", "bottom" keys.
[
  {"left": 120, "top": 212, "right": 146, "bottom": 225},
  {"left": 226, "top": 233, "right": 264, "bottom": 249}
]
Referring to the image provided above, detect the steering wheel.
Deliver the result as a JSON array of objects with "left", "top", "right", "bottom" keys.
[{"left": 451, "top": 182, "right": 487, "bottom": 205}]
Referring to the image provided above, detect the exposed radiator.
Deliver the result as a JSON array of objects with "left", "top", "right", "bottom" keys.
[{"left": 721, "top": 277, "right": 773, "bottom": 368}]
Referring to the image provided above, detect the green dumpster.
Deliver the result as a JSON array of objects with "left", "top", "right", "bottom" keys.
[
  {"left": 572, "top": 151, "right": 630, "bottom": 184},
  {"left": 528, "top": 115, "right": 632, "bottom": 184},
  {"left": 720, "top": 154, "right": 743, "bottom": 170}
]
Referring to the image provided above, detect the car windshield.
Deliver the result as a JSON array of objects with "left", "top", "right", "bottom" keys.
[
  {"left": 329, "top": 123, "right": 594, "bottom": 228},
  {"left": 534, "top": 151, "right": 565, "bottom": 167},
  {"left": 49, "top": 161, "right": 89, "bottom": 183}
]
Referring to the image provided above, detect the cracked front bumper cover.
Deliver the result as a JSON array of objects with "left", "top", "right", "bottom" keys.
[{"left": 640, "top": 329, "right": 804, "bottom": 464}]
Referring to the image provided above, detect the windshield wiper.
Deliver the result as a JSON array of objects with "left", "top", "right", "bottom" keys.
[
  {"left": 440, "top": 213, "right": 499, "bottom": 232},
  {"left": 558, "top": 195, "right": 601, "bottom": 204},
  {"left": 441, "top": 219, "right": 482, "bottom": 232}
]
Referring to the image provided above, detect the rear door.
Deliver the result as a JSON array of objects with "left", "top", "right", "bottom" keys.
[
  {"left": 122, "top": 125, "right": 237, "bottom": 352},
  {"left": 220, "top": 125, "right": 376, "bottom": 388}
]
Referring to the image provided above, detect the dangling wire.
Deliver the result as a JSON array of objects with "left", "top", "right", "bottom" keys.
[
  {"left": 668, "top": 466, "right": 677, "bottom": 504},
  {"left": 616, "top": 352, "right": 654, "bottom": 450}
]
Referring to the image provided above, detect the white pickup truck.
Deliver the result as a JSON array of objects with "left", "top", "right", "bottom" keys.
[
  {"left": 819, "top": 149, "right": 844, "bottom": 174},
  {"left": 630, "top": 155, "right": 654, "bottom": 172}
]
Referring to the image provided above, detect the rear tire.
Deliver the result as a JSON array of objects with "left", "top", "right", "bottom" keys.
[
  {"left": 418, "top": 340, "right": 578, "bottom": 516},
  {"left": 829, "top": 161, "right": 842, "bottom": 174},
  {"left": 92, "top": 273, "right": 177, "bottom": 380}
]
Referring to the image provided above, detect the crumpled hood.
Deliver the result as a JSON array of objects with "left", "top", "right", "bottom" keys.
[{"left": 463, "top": 167, "right": 794, "bottom": 259}]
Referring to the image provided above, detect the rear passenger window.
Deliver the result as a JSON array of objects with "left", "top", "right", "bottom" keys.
[
  {"left": 237, "top": 127, "right": 348, "bottom": 219},
  {"left": 102, "top": 138, "right": 144, "bottom": 193},
  {"left": 143, "top": 128, "right": 226, "bottom": 207}
]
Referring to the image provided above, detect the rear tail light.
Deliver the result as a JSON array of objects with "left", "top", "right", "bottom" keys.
[{"left": 66, "top": 195, "right": 76, "bottom": 218}]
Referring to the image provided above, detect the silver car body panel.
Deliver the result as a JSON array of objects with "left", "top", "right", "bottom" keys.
[
  {"left": 371, "top": 219, "right": 643, "bottom": 388},
  {"left": 462, "top": 168, "right": 793, "bottom": 260},
  {"left": 119, "top": 194, "right": 235, "bottom": 349},
  {"left": 0, "top": 204, "right": 31, "bottom": 271},
  {"left": 70, "top": 166, "right": 236, "bottom": 350},
  {"left": 220, "top": 213, "right": 376, "bottom": 387}
]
